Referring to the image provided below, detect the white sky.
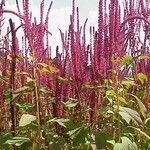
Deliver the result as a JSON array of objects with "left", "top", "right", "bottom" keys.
[
  {"left": 4, "top": 0, "right": 148, "bottom": 57},
  {"left": 3, "top": 0, "right": 98, "bottom": 54}
]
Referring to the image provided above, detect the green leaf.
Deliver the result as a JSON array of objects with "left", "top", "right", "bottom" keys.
[
  {"left": 145, "top": 118, "right": 150, "bottom": 128},
  {"left": 0, "top": 132, "right": 12, "bottom": 149},
  {"left": 48, "top": 118, "right": 71, "bottom": 128},
  {"left": 119, "top": 106, "right": 142, "bottom": 124},
  {"left": 114, "top": 143, "right": 124, "bottom": 150},
  {"left": 119, "top": 111, "right": 132, "bottom": 124},
  {"left": 121, "top": 137, "right": 137, "bottom": 150},
  {"left": 121, "top": 55, "right": 133, "bottom": 65},
  {"left": 122, "top": 80, "right": 136, "bottom": 89},
  {"left": 19, "top": 114, "right": 36, "bottom": 127},
  {"left": 128, "top": 127, "right": 150, "bottom": 140},
  {"left": 5, "top": 137, "right": 31, "bottom": 146},
  {"left": 130, "top": 94, "right": 146, "bottom": 118},
  {"left": 67, "top": 125, "right": 88, "bottom": 145},
  {"left": 118, "top": 97, "right": 127, "bottom": 104},
  {"left": 106, "top": 90, "right": 116, "bottom": 97},
  {"left": 62, "top": 98, "right": 78, "bottom": 108},
  {"left": 113, "top": 137, "right": 137, "bottom": 150},
  {"left": 106, "top": 90, "right": 116, "bottom": 102},
  {"left": 93, "top": 131, "right": 112, "bottom": 150},
  {"left": 67, "top": 126, "right": 82, "bottom": 136},
  {"left": 137, "top": 73, "right": 148, "bottom": 84},
  {"left": 16, "top": 101, "right": 32, "bottom": 110}
]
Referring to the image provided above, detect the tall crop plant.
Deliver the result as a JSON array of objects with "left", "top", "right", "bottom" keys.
[{"left": 0, "top": 0, "right": 150, "bottom": 149}]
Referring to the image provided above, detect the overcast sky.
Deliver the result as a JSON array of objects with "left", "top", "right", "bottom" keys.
[{"left": 4, "top": 0, "right": 99, "bottom": 54}]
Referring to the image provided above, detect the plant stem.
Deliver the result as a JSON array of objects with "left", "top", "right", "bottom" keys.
[
  {"left": 31, "top": 48, "right": 41, "bottom": 149},
  {"left": 9, "top": 18, "right": 17, "bottom": 150},
  {"left": 116, "top": 91, "right": 121, "bottom": 142},
  {"left": 116, "top": 73, "right": 121, "bottom": 142},
  {"left": 9, "top": 19, "right": 17, "bottom": 136}
]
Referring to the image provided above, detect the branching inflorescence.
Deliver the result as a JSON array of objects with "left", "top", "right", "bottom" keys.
[{"left": 0, "top": 0, "right": 150, "bottom": 135}]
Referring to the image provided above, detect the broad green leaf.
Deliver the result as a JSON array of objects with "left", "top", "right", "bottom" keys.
[
  {"left": 114, "top": 143, "right": 124, "bottom": 150},
  {"left": 67, "top": 125, "right": 88, "bottom": 145},
  {"left": 130, "top": 94, "right": 146, "bottom": 118},
  {"left": 114, "top": 137, "right": 137, "bottom": 150},
  {"left": 93, "top": 131, "right": 112, "bottom": 150},
  {"left": 48, "top": 118, "right": 70, "bottom": 128},
  {"left": 119, "top": 106, "right": 142, "bottom": 123},
  {"left": 119, "top": 111, "right": 132, "bottom": 124},
  {"left": 121, "top": 137, "right": 137, "bottom": 150},
  {"left": 5, "top": 137, "right": 31, "bottom": 146},
  {"left": 67, "top": 126, "right": 82, "bottom": 136},
  {"left": 0, "top": 132, "right": 12, "bottom": 149},
  {"left": 19, "top": 114, "right": 36, "bottom": 127},
  {"left": 137, "top": 73, "right": 148, "bottom": 84}
]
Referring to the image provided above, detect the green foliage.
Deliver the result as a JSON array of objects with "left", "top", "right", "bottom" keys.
[
  {"left": 1, "top": 0, "right": 150, "bottom": 149},
  {"left": 62, "top": 98, "right": 78, "bottom": 108},
  {"left": 5, "top": 137, "right": 31, "bottom": 147},
  {"left": 93, "top": 131, "right": 112, "bottom": 149},
  {"left": 48, "top": 118, "right": 71, "bottom": 128},
  {"left": 121, "top": 55, "right": 133, "bottom": 65},
  {"left": 137, "top": 73, "right": 148, "bottom": 84},
  {"left": 19, "top": 114, "right": 36, "bottom": 127},
  {"left": 0, "top": 132, "right": 12, "bottom": 149},
  {"left": 113, "top": 136, "right": 137, "bottom": 150}
]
